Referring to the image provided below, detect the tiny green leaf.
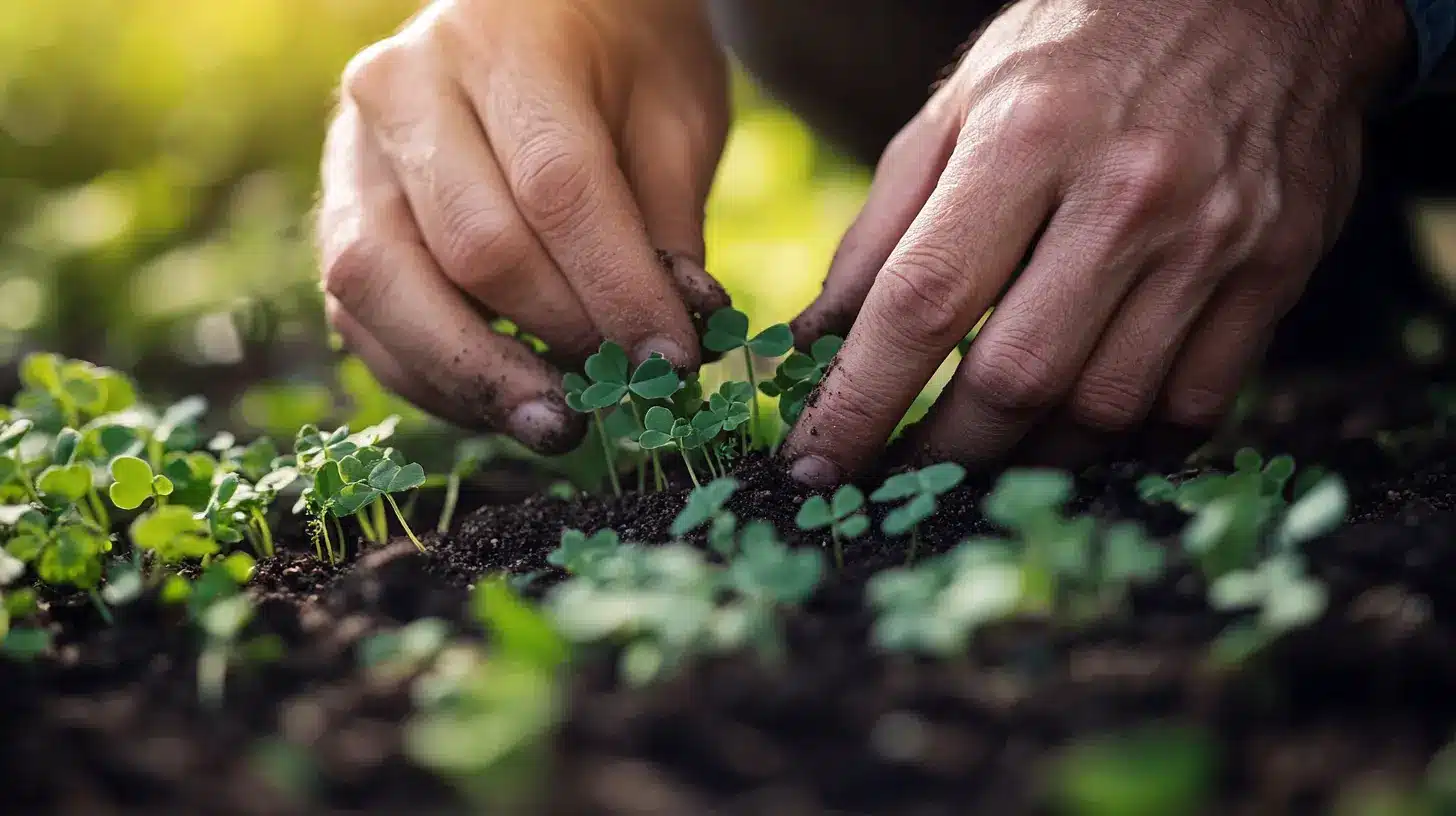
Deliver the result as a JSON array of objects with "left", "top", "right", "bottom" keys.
[
  {"left": 584, "top": 342, "right": 630, "bottom": 385},
  {"left": 884, "top": 493, "right": 936, "bottom": 536},
  {"left": 702, "top": 308, "right": 750, "bottom": 352},
  {"left": 795, "top": 496, "right": 833, "bottom": 530},
  {"left": 628, "top": 356, "right": 681, "bottom": 400},
  {"left": 747, "top": 324, "right": 794, "bottom": 357},
  {"left": 332, "top": 483, "right": 381, "bottom": 516},
  {"left": 108, "top": 455, "right": 157, "bottom": 510},
  {"left": 369, "top": 461, "right": 426, "bottom": 494},
  {"left": 37, "top": 463, "right": 92, "bottom": 503},
  {"left": 831, "top": 485, "right": 865, "bottom": 518}
]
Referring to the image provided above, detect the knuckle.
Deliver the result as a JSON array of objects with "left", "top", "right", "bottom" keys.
[
  {"left": 509, "top": 133, "right": 598, "bottom": 232},
  {"left": 1198, "top": 181, "right": 1246, "bottom": 247},
  {"left": 992, "top": 83, "right": 1073, "bottom": 149},
  {"left": 967, "top": 330, "right": 1063, "bottom": 413},
  {"left": 322, "top": 239, "right": 388, "bottom": 316},
  {"left": 341, "top": 39, "right": 410, "bottom": 105},
  {"left": 875, "top": 245, "right": 969, "bottom": 349},
  {"left": 1070, "top": 373, "right": 1150, "bottom": 432},
  {"left": 1165, "top": 384, "right": 1231, "bottom": 429},
  {"left": 437, "top": 203, "right": 530, "bottom": 288},
  {"left": 1105, "top": 133, "right": 1184, "bottom": 210}
]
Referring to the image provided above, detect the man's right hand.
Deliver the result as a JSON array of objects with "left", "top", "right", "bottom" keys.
[{"left": 318, "top": 0, "right": 730, "bottom": 452}]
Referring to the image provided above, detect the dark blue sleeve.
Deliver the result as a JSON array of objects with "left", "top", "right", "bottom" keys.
[{"left": 1407, "top": 0, "right": 1456, "bottom": 92}]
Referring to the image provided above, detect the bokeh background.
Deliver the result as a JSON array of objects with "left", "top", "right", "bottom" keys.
[
  {"left": 3, "top": 0, "right": 1455, "bottom": 462},
  {"left": 0, "top": 1, "right": 866, "bottom": 435}
]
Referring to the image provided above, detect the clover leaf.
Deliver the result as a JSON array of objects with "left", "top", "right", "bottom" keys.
[
  {"left": 108, "top": 455, "right": 173, "bottom": 510},
  {"left": 36, "top": 463, "right": 92, "bottom": 503},
  {"left": 131, "top": 505, "right": 218, "bottom": 563},
  {"left": 635, "top": 406, "right": 676, "bottom": 450},
  {"left": 671, "top": 477, "right": 738, "bottom": 537},
  {"left": 548, "top": 528, "right": 622, "bottom": 578},
  {"left": 628, "top": 355, "right": 682, "bottom": 400}
]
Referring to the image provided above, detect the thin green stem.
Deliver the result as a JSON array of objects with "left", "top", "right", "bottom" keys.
[
  {"left": 331, "top": 514, "right": 347, "bottom": 563},
  {"left": 438, "top": 472, "right": 461, "bottom": 534},
  {"left": 86, "top": 488, "right": 111, "bottom": 532},
  {"left": 830, "top": 526, "right": 844, "bottom": 570},
  {"left": 651, "top": 451, "right": 665, "bottom": 491},
  {"left": 88, "top": 588, "right": 113, "bottom": 625},
  {"left": 906, "top": 526, "right": 919, "bottom": 564},
  {"left": 385, "top": 494, "right": 427, "bottom": 553},
  {"left": 17, "top": 469, "right": 42, "bottom": 505},
  {"left": 592, "top": 410, "right": 622, "bottom": 497},
  {"left": 318, "top": 516, "right": 334, "bottom": 564},
  {"left": 678, "top": 450, "right": 701, "bottom": 488},
  {"left": 742, "top": 347, "right": 761, "bottom": 449},
  {"left": 372, "top": 497, "right": 389, "bottom": 541},
  {"left": 250, "top": 508, "right": 275, "bottom": 559},
  {"left": 700, "top": 448, "right": 719, "bottom": 480},
  {"left": 357, "top": 503, "right": 380, "bottom": 544}
]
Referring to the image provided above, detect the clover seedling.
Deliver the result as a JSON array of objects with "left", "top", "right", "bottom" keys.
[
  {"left": 871, "top": 463, "right": 966, "bottom": 561},
  {"left": 1207, "top": 554, "right": 1326, "bottom": 664},
  {"left": 671, "top": 477, "right": 739, "bottom": 538},
  {"left": 868, "top": 539, "right": 1023, "bottom": 656},
  {"left": 547, "top": 528, "right": 622, "bottom": 579},
  {"left": 983, "top": 469, "right": 1165, "bottom": 621},
  {"left": 795, "top": 485, "right": 869, "bottom": 568},
  {"left": 761, "top": 335, "right": 843, "bottom": 429},
  {"left": 438, "top": 438, "right": 495, "bottom": 533},
  {"left": 405, "top": 580, "right": 565, "bottom": 809},
  {"left": 702, "top": 308, "right": 793, "bottom": 447},
  {"left": 195, "top": 593, "right": 282, "bottom": 706},
  {"left": 108, "top": 455, "right": 174, "bottom": 511}
]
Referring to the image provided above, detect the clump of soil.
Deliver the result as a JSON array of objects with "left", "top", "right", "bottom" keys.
[{"left": 5, "top": 362, "right": 1456, "bottom": 814}]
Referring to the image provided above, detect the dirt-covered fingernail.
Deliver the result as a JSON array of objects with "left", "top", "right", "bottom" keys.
[
  {"left": 660, "top": 251, "right": 730, "bottom": 315},
  {"left": 633, "top": 336, "right": 688, "bottom": 368},
  {"left": 507, "top": 398, "right": 575, "bottom": 453},
  {"left": 789, "top": 454, "right": 843, "bottom": 488}
]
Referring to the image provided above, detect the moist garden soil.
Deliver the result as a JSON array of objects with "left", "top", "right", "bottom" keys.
[{"left": 6, "top": 363, "right": 1456, "bottom": 815}]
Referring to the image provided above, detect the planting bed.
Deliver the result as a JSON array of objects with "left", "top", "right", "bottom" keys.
[{"left": 6, "top": 351, "right": 1456, "bottom": 815}]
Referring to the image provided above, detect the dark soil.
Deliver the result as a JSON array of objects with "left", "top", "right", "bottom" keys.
[{"left": 7, "top": 363, "right": 1456, "bottom": 815}]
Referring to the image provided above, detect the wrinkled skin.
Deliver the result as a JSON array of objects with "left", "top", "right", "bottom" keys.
[
  {"left": 318, "top": 0, "right": 1411, "bottom": 475},
  {"left": 782, "top": 0, "right": 1411, "bottom": 484},
  {"left": 316, "top": 0, "right": 729, "bottom": 453}
]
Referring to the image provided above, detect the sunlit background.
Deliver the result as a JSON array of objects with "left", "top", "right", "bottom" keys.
[
  {"left": 4, "top": 0, "right": 1455, "bottom": 457},
  {"left": 0, "top": 0, "right": 870, "bottom": 446}
]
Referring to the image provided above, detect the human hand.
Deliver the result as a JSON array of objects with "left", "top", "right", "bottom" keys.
[
  {"left": 783, "top": 0, "right": 1410, "bottom": 483},
  {"left": 317, "top": 0, "right": 729, "bottom": 452}
]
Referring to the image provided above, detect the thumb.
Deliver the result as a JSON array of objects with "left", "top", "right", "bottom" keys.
[
  {"left": 790, "top": 107, "right": 959, "bottom": 349},
  {"left": 623, "top": 94, "right": 731, "bottom": 319}
]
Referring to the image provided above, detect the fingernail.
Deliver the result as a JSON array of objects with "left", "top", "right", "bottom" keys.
[
  {"left": 790, "top": 454, "right": 843, "bottom": 488},
  {"left": 508, "top": 399, "right": 573, "bottom": 453},
  {"left": 633, "top": 336, "right": 688, "bottom": 367}
]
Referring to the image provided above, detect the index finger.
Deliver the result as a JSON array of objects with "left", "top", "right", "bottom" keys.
[
  {"left": 469, "top": 63, "right": 700, "bottom": 369},
  {"left": 781, "top": 121, "right": 1062, "bottom": 484}
]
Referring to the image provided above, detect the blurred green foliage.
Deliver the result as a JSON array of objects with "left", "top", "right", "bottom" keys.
[{"left": 0, "top": 2, "right": 862, "bottom": 375}]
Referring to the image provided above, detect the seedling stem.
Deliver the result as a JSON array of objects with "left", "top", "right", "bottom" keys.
[
  {"left": 385, "top": 493, "right": 426, "bottom": 552},
  {"left": 591, "top": 410, "right": 622, "bottom": 498}
]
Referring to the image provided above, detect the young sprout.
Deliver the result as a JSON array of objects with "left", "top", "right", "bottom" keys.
[
  {"left": 108, "top": 455, "right": 174, "bottom": 511},
  {"left": 547, "top": 528, "right": 622, "bottom": 579},
  {"left": 761, "top": 335, "right": 843, "bottom": 430},
  {"left": 671, "top": 477, "right": 739, "bottom": 538},
  {"left": 867, "top": 539, "right": 1022, "bottom": 656},
  {"left": 701, "top": 308, "right": 794, "bottom": 447},
  {"left": 195, "top": 593, "right": 283, "bottom": 707},
  {"left": 795, "top": 485, "right": 869, "bottom": 568},
  {"left": 871, "top": 463, "right": 966, "bottom": 561},
  {"left": 568, "top": 342, "right": 686, "bottom": 494},
  {"left": 438, "top": 438, "right": 495, "bottom": 534},
  {"left": 635, "top": 406, "right": 680, "bottom": 488},
  {"left": 710, "top": 382, "right": 755, "bottom": 455},
  {"left": 1207, "top": 554, "right": 1326, "bottom": 664}
]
